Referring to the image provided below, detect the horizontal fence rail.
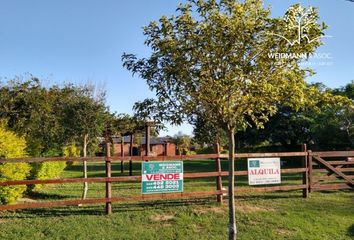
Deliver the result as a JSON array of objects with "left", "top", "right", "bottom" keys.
[
  {"left": 0, "top": 168, "right": 307, "bottom": 187},
  {"left": 0, "top": 152, "right": 310, "bottom": 164},
  {"left": 0, "top": 150, "right": 353, "bottom": 212}
]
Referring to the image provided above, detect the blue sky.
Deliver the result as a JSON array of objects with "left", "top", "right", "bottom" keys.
[{"left": 0, "top": 0, "right": 353, "bottom": 136}]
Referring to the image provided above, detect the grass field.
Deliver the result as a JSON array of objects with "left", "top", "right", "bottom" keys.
[{"left": 0, "top": 159, "right": 353, "bottom": 240}]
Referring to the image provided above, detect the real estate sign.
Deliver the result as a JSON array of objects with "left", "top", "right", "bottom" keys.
[
  {"left": 142, "top": 161, "right": 183, "bottom": 194},
  {"left": 248, "top": 158, "right": 281, "bottom": 185}
]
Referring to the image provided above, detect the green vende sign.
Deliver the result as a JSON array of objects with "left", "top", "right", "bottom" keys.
[{"left": 142, "top": 161, "right": 183, "bottom": 194}]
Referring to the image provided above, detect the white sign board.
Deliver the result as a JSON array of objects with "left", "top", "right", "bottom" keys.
[{"left": 248, "top": 158, "right": 281, "bottom": 185}]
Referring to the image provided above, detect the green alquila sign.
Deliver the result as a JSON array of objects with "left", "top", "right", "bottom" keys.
[{"left": 142, "top": 161, "right": 183, "bottom": 194}]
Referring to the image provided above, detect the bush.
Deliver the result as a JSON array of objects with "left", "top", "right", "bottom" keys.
[
  {"left": 196, "top": 146, "right": 214, "bottom": 154},
  {"left": 63, "top": 144, "right": 81, "bottom": 167},
  {"left": 189, "top": 151, "right": 197, "bottom": 155},
  {"left": 196, "top": 146, "right": 228, "bottom": 154},
  {"left": 0, "top": 123, "right": 31, "bottom": 204},
  {"left": 29, "top": 161, "right": 66, "bottom": 190},
  {"left": 28, "top": 145, "right": 78, "bottom": 190},
  {"left": 0, "top": 163, "right": 31, "bottom": 204}
]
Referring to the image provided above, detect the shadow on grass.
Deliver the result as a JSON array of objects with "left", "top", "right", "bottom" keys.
[
  {"left": 4, "top": 206, "right": 105, "bottom": 218},
  {"left": 26, "top": 191, "right": 73, "bottom": 200},
  {"left": 235, "top": 192, "right": 303, "bottom": 200},
  {"left": 347, "top": 224, "right": 354, "bottom": 237},
  {"left": 5, "top": 198, "right": 215, "bottom": 218},
  {"left": 314, "top": 189, "right": 353, "bottom": 194}
]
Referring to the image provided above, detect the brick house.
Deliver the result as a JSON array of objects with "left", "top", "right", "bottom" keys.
[{"left": 113, "top": 136, "right": 176, "bottom": 156}]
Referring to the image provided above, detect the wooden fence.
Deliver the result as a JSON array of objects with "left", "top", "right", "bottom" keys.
[{"left": 0, "top": 144, "right": 353, "bottom": 213}]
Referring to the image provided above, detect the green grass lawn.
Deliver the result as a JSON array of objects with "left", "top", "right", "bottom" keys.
[{"left": 0, "top": 160, "right": 353, "bottom": 240}]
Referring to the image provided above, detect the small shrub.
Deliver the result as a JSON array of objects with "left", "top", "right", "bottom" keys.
[
  {"left": 0, "top": 123, "right": 31, "bottom": 204},
  {"left": 196, "top": 146, "right": 227, "bottom": 154},
  {"left": 28, "top": 145, "right": 77, "bottom": 190},
  {"left": 0, "top": 163, "right": 31, "bottom": 204},
  {"left": 29, "top": 161, "right": 66, "bottom": 190},
  {"left": 189, "top": 151, "right": 197, "bottom": 155},
  {"left": 63, "top": 144, "right": 81, "bottom": 167},
  {"left": 196, "top": 146, "right": 215, "bottom": 154}
]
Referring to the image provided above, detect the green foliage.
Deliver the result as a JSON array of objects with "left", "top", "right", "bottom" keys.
[
  {"left": 0, "top": 163, "right": 31, "bottom": 204},
  {"left": 234, "top": 82, "right": 354, "bottom": 150},
  {"left": 0, "top": 122, "right": 31, "bottom": 204},
  {"left": 132, "top": 100, "right": 166, "bottom": 132},
  {"left": 63, "top": 144, "right": 81, "bottom": 157},
  {"left": 0, "top": 76, "right": 108, "bottom": 157},
  {"left": 29, "top": 162, "right": 66, "bottom": 190},
  {"left": 63, "top": 144, "right": 81, "bottom": 167},
  {"left": 172, "top": 132, "right": 192, "bottom": 155},
  {"left": 123, "top": 2, "right": 326, "bottom": 237},
  {"left": 60, "top": 85, "right": 107, "bottom": 157},
  {"left": 309, "top": 83, "right": 353, "bottom": 149},
  {"left": 0, "top": 120, "right": 28, "bottom": 159},
  {"left": 192, "top": 81, "right": 354, "bottom": 151},
  {"left": 196, "top": 145, "right": 227, "bottom": 154},
  {"left": 196, "top": 146, "right": 215, "bottom": 154},
  {"left": 192, "top": 111, "right": 228, "bottom": 146},
  {"left": 29, "top": 141, "right": 72, "bottom": 190},
  {"left": 0, "top": 77, "right": 64, "bottom": 155},
  {"left": 110, "top": 113, "right": 144, "bottom": 136},
  {"left": 123, "top": 0, "right": 326, "bottom": 133}
]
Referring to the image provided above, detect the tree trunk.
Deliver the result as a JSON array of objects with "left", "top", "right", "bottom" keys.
[
  {"left": 121, "top": 136, "right": 124, "bottom": 173},
  {"left": 81, "top": 134, "right": 89, "bottom": 201},
  {"left": 228, "top": 128, "right": 237, "bottom": 240},
  {"left": 215, "top": 140, "right": 223, "bottom": 203},
  {"left": 145, "top": 123, "right": 151, "bottom": 156}
]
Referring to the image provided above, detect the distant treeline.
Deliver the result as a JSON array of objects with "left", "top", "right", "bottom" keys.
[{"left": 193, "top": 82, "right": 354, "bottom": 151}]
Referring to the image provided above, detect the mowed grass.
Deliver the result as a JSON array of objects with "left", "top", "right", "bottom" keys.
[{"left": 0, "top": 159, "right": 353, "bottom": 240}]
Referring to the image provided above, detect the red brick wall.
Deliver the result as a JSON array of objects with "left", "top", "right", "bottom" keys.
[
  {"left": 140, "top": 143, "right": 177, "bottom": 156},
  {"left": 166, "top": 143, "right": 176, "bottom": 156},
  {"left": 114, "top": 143, "right": 176, "bottom": 156},
  {"left": 113, "top": 143, "right": 131, "bottom": 156}
]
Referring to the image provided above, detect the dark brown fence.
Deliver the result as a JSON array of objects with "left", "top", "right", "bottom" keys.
[
  {"left": 0, "top": 146, "right": 353, "bottom": 213},
  {"left": 309, "top": 151, "right": 354, "bottom": 191}
]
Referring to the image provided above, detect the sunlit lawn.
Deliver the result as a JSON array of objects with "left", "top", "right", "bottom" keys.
[{"left": 0, "top": 159, "right": 353, "bottom": 239}]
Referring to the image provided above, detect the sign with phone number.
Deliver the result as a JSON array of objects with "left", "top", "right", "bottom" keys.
[{"left": 142, "top": 161, "right": 183, "bottom": 194}]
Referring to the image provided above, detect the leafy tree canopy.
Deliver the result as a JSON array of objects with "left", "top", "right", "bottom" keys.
[
  {"left": 123, "top": 0, "right": 326, "bottom": 133},
  {"left": 122, "top": 1, "right": 329, "bottom": 238},
  {"left": 0, "top": 76, "right": 108, "bottom": 156}
]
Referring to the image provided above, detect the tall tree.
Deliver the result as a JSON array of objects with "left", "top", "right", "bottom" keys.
[
  {"left": 312, "top": 82, "right": 354, "bottom": 148},
  {"left": 122, "top": 1, "right": 326, "bottom": 239},
  {"left": 0, "top": 77, "right": 67, "bottom": 155},
  {"left": 61, "top": 84, "right": 107, "bottom": 200}
]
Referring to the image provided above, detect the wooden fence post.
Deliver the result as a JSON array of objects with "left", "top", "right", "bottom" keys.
[
  {"left": 308, "top": 150, "right": 313, "bottom": 193},
  {"left": 129, "top": 134, "right": 133, "bottom": 176},
  {"left": 145, "top": 122, "right": 151, "bottom": 157},
  {"left": 105, "top": 141, "right": 112, "bottom": 215},
  {"left": 302, "top": 144, "right": 308, "bottom": 198},
  {"left": 215, "top": 142, "right": 223, "bottom": 204},
  {"left": 121, "top": 136, "right": 124, "bottom": 173}
]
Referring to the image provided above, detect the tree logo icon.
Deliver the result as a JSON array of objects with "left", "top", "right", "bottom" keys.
[
  {"left": 249, "top": 160, "right": 260, "bottom": 168},
  {"left": 268, "top": 5, "right": 332, "bottom": 46}
]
